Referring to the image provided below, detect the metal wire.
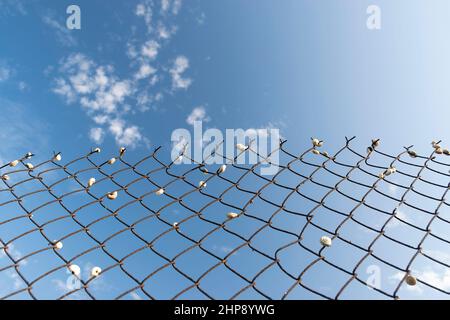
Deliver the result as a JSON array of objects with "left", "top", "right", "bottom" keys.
[{"left": 1, "top": 137, "right": 450, "bottom": 300}]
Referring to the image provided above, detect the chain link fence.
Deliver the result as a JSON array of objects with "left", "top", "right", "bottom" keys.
[{"left": 1, "top": 137, "right": 450, "bottom": 300}]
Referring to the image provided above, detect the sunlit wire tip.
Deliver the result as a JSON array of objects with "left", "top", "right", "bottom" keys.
[
  {"left": 9, "top": 160, "right": 19, "bottom": 167},
  {"left": 405, "top": 275, "right": 417, "bottom": 286},
  {"left": 87, "top": 177, "right": 96, "bottom": 188},
  {"left": 371, "top": 139, "right": 380, "bottom": 148},
  {"left": 54, "top": 241, "right": 63, "bottom": 250},
  {"left": 68, "top": 264, "right": 81, "bottom": 276},
  {"left": 311, "top": 138, "right": 323, "bottom": 147},
  {"left": 236, "top": 143, "right": 248, "bottom": 152},
  {"left": 91, "top": 266, "right": 102, "bottom": 277},
  {"left": 227, "top": 212, "right": 239, "bottom": 219},
  {"left": 54, "top": 152, "right": 62, "bottom": 161},
  {"left": 320, "top": 236, "right": 332, "bottom": 247},
  {"left": 107, "top": 191, "right": 118, "bottom": 200},
  {"left": 407, "top": 150, "right": 417, "bottom": 158},
  {"left": 385, "top": 166, "right": 396, "bottom": 176},
  {"left": 217, "top": 164, "right": 227, "bottom": 174},
  {"left": 24, "top": 152, "right": 34, "bottom": 159}
]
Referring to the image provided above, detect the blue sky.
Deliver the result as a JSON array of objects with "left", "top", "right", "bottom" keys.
[
  {"left": 3, "top": 0, "right": 450, "bottom": 155},
  {"left": 1, "top": 0, "right": 450, "bottom": 300}
]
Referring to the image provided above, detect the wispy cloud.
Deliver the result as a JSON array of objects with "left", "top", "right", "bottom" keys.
[
  {"left": 170, "top": 56, "right": 192, "bottom": 90},
  {"left": 89, "top": 127, "right": 105, "bottom": 144},
  {"left": 388, "top": 184, "right": 398, "bottom": 195},
  {"left": 161, "top": 0, "right": 182, "bottom": 15},
  {"left": 0, "top": 243, "right": 27, "bottom": 266},
  {"left": 0, "top": 65, "right": 11, "bottom": 82},
  {"left": 245, "top": 120, "right": 287, "bottom": 140},
  {"left": 130, "top": 291, "right": 142, "bottom": 300},
  {"left": 0, "top": 0, "right": 28, "bottom": 16},
  {"left": 0, "top": 98, "right": 49, "bottom": 165},
  {"left": 135, "top": 1, "right": 153, "bottom": 33},
  {"left": 18, "top": 81, "right": 28, "bottom": 91},
  {"left": 42, "top": 14, "right": 78, "bottom": 47},
  {"left": 386, "top": 209, "right": 407, "bottom": 229},
  {"left": 186, "top": 106, "right": 209, "bottom": 125},
  {"left": 141, "top": 40, "right": 159, "bottom": 60}
]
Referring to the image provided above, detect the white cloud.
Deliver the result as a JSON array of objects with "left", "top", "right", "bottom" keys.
[
  {"left": 157, "top": 23, "right": 176, "bottom": 40},
  {"left": 0, "top": 66, "right": 11, "bottom": 82},
  {"left": 108, "top": 119, "right": 142, "bottom": 148},
  {"left": 386, "top": 209, "right": 407, "bottom": 229},
  {"left": 135, "top": 0, "right": 183, "bottom": 36},
  {"left": 0, "top": 0, "right": 27, "bottom": 16},
  {"left": 161, "top": 0, "right": 170, "bottom": 12},
  {"left": 54, "top": 54, "right": 133, "bottom": 114},
  {"left": 172, "top": 0, "right": 182, "bottom": 15},
  {"left": 52, "top": 279, "right": 69, "bottom": 293},
  {"left": 186, "top": 106, "right": 209, "bottom": 125},
  {"left": 391, "top": 264, "right": 450, "bottom": 295},
  {"left": 388, "top": 184, "right": 398, "bottom": 195},
  {"left": 244, "top": 121, "right": 286, "bottom": 140},
  {"left": 42, "top": 14, "right": 78, "bottom": 47},
  {"left": 135, "top": 1, "right": 153, "bottom": 33},
  {"left": 89, "top": 127, "right": 105, "bottom": 144},
  {"left": 52, "top": 53, "right": 144, "bottom": 148},
  {"left": 18, "top": 81, "right": 28, "bottom": 91},
  {"left": 8, "top": 271, "right": 24, "bottom": 290},
  {"left": 135, "top": 64, "right": 156, "bottom": 80},
  {"left": 0, "top": 67, "right": 10, "bottom": 82},
  {"left": 420, "top": 269, "right": 450, "bottom": 291},
  {"left": 170, "top": 56, "right": 192, "bottom": 90},
  {"left": 130, "top": 291, "right": 142, "bottom": 300},
  {"left": 126, "top": 43, "right": 138, "bottom": 59},
  {"left": 161, "top": 0, "right": 182, "bottom": 15},
  {"left": 141, "top": 40, "right": 159, "bottom": 60},
  {"left": 422, "top": 250, "right": 450, "bottom": 265},
  {"left": 0, "top": 244, "right": 27, "bottom": 266}
]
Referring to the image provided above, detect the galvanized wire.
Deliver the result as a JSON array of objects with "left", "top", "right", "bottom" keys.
[{"left": 1, "top": 137, "right": 450, "bottom": 300}]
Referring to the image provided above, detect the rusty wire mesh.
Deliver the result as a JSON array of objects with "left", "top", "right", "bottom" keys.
[{"left": 1, "top": 137, "right": 450, "bottom": 300}]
